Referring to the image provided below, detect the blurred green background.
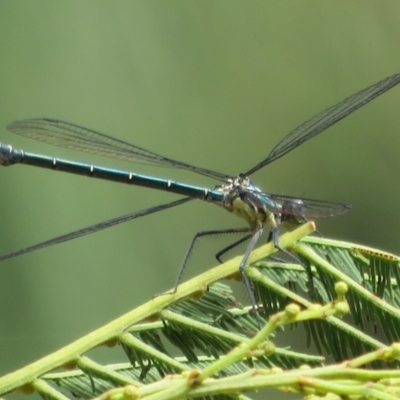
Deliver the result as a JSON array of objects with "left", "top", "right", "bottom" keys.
[{"left": 1, "top": 0, "right": 400, "bottom": 395}]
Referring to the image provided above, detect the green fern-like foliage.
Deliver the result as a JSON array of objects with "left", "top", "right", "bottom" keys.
[{"left": 1, "top": 222, "right": 400, "bottom": 400}]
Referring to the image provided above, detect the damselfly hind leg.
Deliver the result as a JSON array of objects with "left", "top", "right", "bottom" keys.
[{"left": 170, "top": 227, "right": 251, "bottom": 294}]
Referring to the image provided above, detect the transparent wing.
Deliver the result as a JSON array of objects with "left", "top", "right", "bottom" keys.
[
  {"left": 7, "top": 118, "right": 227, "bottom": 180},
  {"left": 0, "top": 197, "right": 193, "bottom": 263},
  {"left": 264, "top": 192, "right": 351, "bottom": 219},
  {"left": 245, "top": 72, "right": 400, "bottom": 175}
]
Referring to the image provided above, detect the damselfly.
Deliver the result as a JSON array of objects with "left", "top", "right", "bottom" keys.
[{"left": 1, "top": 72, "right": 400, "bottom": 308}]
